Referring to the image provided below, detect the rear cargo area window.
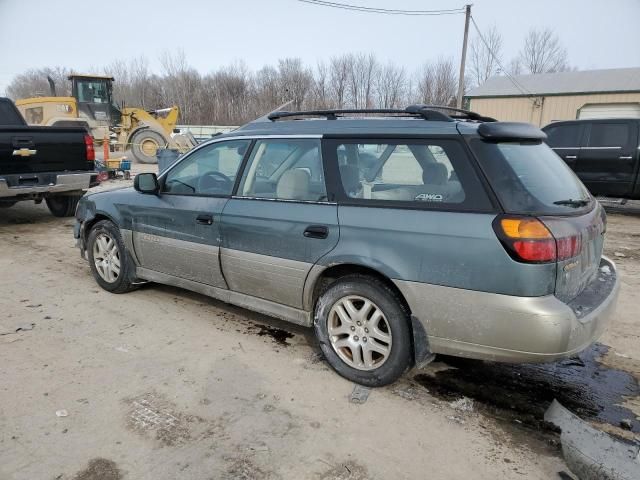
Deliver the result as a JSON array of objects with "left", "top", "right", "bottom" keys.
[
  {"left": 335, "top": 142, "right": 468, "bottom": 205},
  {"left": 470, "top": 139, "right": 593, "bottom": 215}
]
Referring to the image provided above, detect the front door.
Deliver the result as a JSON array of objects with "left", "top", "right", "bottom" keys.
[
  {"left": 220, "top": 138, "right": 339, "bottom": 308},
  {"left": 544, "top": 122, "right": 583, "bottom": 171},
  {"left": 577, "top": 120, "right": 639, "bottom": 197},
  {"left": 132, "top": 139, "right": 251, "bottom": 287}
]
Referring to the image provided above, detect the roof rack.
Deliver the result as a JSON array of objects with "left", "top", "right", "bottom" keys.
[
  {"left": 405, "top": 104, "right": 497, "bottom": 122},
  {"left": 267, "top": 105, "right": 496, "bottom": 123}
]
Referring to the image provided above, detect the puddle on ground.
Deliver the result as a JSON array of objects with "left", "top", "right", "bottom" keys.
[
  {"left": 253, "top": 324, "right": 294, "bottom": 346},
  {"left": 415, "top": 343, "right": 639, "bottom": 434}
]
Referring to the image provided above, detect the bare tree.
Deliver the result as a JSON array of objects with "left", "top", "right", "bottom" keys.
[
  {"left": 277, "top": 58, "right": 313, "bottom": 110},
  {"left": 469, "top": 25, "right": 503, "bottom": 87},
  {"left": 6, "top": 66, "right": 71, "bottom": 99},
  {"left": 329, "top": 54, "right": 350, "bottom": 108},
  {"left": 310, "top": 61, "right": 330, "bottom": 109},
  {"left": 415, "top": 57, "right": 458, "bottom": 106},
  {"left": 374, "top": 62, "right": 407, "bottom": 108},
  {"left": 347, "top": 53, "right": 378, "bottom": 108},
  {"left": 519, "top": 28, "right": 570, "bottom": 74}
]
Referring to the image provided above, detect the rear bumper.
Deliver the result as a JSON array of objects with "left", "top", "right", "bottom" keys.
[
  {"left": 0, "top": 172, "right": 96, "bottom": 198},
  {"left": 394, "top": 256, "right": 620, "bottom": 363}
]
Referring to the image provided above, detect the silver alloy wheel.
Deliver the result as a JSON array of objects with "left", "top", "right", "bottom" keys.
[
  {"left": 327, "top": 295, "right": 392, "bottom": 371},
  {"left": 93, "top": 233, "right": 121, "bottom": 283}
]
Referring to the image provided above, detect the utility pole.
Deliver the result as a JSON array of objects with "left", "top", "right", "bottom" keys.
[{"left": 456, "top": 4, "right": 471, "bottom": 109}]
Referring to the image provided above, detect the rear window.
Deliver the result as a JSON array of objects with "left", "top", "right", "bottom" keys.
[
  {"left": 470, "top": 139, "right": 593, "bottom": 215},
  {"left": 0, "top": 99, "right": 26, "bottom": 126}
]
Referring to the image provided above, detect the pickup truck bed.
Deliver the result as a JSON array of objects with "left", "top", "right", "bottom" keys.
[{"left": 0, "top": 97, "right": 97, "bottom": 216}]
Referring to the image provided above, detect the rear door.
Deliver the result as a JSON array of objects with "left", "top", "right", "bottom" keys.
[
  {"left": 543, "top": 122, "right": 583, "bottom": 171},
  {"left": 577, "top": 120, "right": 639, "bottom": 197},
  {"left": 220, "top": 138, "right": 338, "bottom": 309}
]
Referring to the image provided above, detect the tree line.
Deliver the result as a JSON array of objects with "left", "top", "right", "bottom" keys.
[{"left": 7, "top": 27, "right": 571, "bottom": 126}]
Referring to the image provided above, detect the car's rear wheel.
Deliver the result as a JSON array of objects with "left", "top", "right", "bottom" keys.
[
  {"left": 45, "top": 194, "right": 82, "bottom": 217},
  {"left": 314, "top": 275, "right": 412, "bottom": 386},
  {"left": 87, "top": 220, "right": 135, "bottom": 293}
]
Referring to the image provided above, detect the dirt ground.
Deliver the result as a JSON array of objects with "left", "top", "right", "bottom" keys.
[{"left": 1, "top": 189, "right": 639, "bottom": 480}]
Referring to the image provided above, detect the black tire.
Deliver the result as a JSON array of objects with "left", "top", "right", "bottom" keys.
[
  {"left": 45, "top": 194, "right": 82, "bottom": 217},
  {"left": 129, "top": 130, "right": 166, "bottom": 164},
  {"left": 314, "top": 274, "right": 412, "bottom": 387},
  {"left": 87, "top": 220, "right": 136, "bottom": 294}
]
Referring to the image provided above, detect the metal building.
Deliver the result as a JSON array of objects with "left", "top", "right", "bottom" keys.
[{"left": 466, "top": 67, "right": 640, "bottom": 126}]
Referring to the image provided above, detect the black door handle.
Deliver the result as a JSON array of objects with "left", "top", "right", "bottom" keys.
[
  {"left": 196, "top": 214, "right": 213, "bottom": 225},
  {"left": 304, "top": 225, "right": 328, "bottom": 239}
]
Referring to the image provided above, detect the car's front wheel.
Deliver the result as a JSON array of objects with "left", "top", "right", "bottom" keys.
[
  {"left": 314, "top": 275, "right": 412, "bottom": 387},
  {"left": 87, "top": 220, "right": 135, "bottom": 294}
]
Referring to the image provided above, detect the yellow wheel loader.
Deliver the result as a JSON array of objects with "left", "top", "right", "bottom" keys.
[{"left": 15, "top": 74, "right": 195, "bottom": 164}]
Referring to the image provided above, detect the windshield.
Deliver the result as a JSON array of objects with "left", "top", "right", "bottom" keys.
[{"left": 470, "top": 139, "right": 593, "bottom": 215}]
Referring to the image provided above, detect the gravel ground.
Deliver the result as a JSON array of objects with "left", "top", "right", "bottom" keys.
[{"left": 1, "top": 188, "right": 638, "bottom": 480}]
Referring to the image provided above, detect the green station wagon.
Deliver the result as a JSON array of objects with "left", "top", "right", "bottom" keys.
[{"left": 74, "top": 106, "right": 620, "bottom": 386}]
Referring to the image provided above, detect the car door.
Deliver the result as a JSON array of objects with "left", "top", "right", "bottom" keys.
[
  {"left": 544, "top": 122, "right": 583, "bottom": 171},
  {"left": 577, "top": 120, "right": 639, "bottom": 197},
  {"left": 131, "top": 138, "right": 251, "bottom": 287},
  {"left": 220, "top": 138, "right": 339, "bottom": 309}
]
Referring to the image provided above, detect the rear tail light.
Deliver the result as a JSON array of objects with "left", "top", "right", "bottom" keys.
[
  {"left": 84, "top": 134, "right": 95, "bottom": 161},
  {"left": 494, "top": 216, "right": 582, "bottom": 263}
]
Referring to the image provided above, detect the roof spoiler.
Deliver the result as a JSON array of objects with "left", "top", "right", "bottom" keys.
[{"left": 477, "top": 122, "right": 547, "bottom": 141}]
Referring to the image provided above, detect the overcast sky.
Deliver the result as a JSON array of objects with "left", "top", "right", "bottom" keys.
[{"left": 1, "top": 0, "right": 639, "bottom": 95}]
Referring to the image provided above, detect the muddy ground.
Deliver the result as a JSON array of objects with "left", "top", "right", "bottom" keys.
[{"left": 1, "top": 191, "right": 639, "bottom": 479}]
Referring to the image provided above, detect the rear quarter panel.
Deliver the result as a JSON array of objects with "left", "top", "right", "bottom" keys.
[{"left": 323, "top": 206, "right": 556, "bottom": 296}]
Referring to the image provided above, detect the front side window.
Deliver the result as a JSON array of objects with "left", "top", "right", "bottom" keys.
[
  {"left": 335, "top": 141, "right": 467, "bottom": 204},
  {"left": 544, "top": 124, "right": 582, "bottom": 148},
  {"left": 238, "top": 139, "right": 327, "bottom": 202},
  {"left": 162, "top": 139, "right": 250, "bottom": 195},
  {"left": 588, "top": 123, "right": 630, "bottom": 148}
]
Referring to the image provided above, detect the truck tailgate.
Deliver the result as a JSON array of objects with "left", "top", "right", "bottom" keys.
[{"left": 0, "top": 126, "right": 91, "bottom": 175}]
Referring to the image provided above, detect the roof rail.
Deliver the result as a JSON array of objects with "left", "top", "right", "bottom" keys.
[
  {"left": 267, "top": 105, "right": 495, "bottom": 123},
  {"left": 406, "top": 104, "right": 497, "bottom": 122},
  {"left": 268, "top": 108, "right": 454, "bottom": 121}
]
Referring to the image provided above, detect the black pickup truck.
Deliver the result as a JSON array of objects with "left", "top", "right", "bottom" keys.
[
  {"left": 543, "top": 118, "right": 640, "bottom": 199},
  {"left": 0, "top": 97, "right": 98, "bottom": 216}
]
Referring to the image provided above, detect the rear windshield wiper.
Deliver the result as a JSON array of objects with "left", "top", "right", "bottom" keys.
[{"left": 553, "top": 198, "right": 590, "bottom": 207}]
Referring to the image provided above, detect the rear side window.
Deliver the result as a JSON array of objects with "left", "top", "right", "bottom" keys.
[
  {"left": 328, "top": 139, "right": 492, "bottom": 210},
  {"left": 544, "top": 124, "right": 581, "bottom": 148},
  {"left": 238, "top": 139, "right": 327, "bottom": 202},
  {"left": 588, "top": 123, "right": 630, "bottom": 148},
  {"left": 470, "top": 139, "right": 593, "bottom": 215}
]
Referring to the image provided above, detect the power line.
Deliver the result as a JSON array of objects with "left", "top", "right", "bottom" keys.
[
  {"left": 296, "top": 0, "right": 466, "bottom": 16},
  {"left": 469, "top": 15, "right": 535, "bottom": 99}
]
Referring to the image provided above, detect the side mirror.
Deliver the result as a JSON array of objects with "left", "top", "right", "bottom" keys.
[{"left": 134, "top": 173, "right": 159, "bottom": 194}]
